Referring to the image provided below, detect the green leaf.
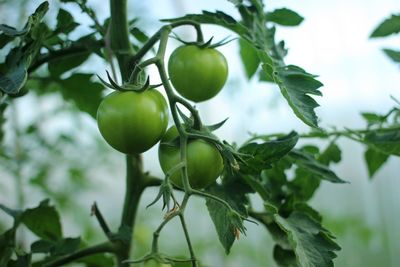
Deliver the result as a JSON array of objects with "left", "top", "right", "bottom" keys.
[
  {"left": 242, "top": 175, "right": 270, "bottom": 201},
  {"left": 0, "top": 34, "right": 13, "bottom": 49},
  {"left": 51, "top": 237, "right": 80, "bottom": 256},
  {"left": 363, "top": 129, "right": 400, "bottom": 156},
  {"left": 370, "top": 14, "right": 400, "bottom": 38},
  {"left": 56, "top": 8, "right": 79, "bottom": 34},
  {"left": 0, "top": 2, "right": 49, "bottom": 37},
  {"left": 31, "top": 240, "right": 54, "bottom": 254},
  {"left": 0, "top": 101, "right": 7, "bottom": 147},
  {"left": 274, "top": 65, "right": 323, "bottom": 128},
  {"left": 0, "top": 2, "right": 50, "bottom": 95},
  {"left": 383, "top": 48, "right": 400, "bottom": 63},
  {"left": 259, "top": 63, "right": 274, "bottom": 83},
  {"left": 364, "top": 148, "right": 389, "bottom": 178},
  {"left": 288, "top": 149, "right": 346, "bottom": 184},
  {"left": 266, "top": 8, "right": 304, "bottom": 26},
  {"left": 21, "top": 199, "right": 62, "bottom": 241},
  {"left": 239, "top": 131, "right": 299, "bottom": 174},
  {"left": 205, "top": 183, "right": 248, "bottom": 254},
  {"left": 8, "top": 253, "right": 31, "bottom": 267},
  {"left": 130, "top": 27, "right": 149, "bottom": 43},
  {"left": 0, "top": 63, "right": 28, "bottom": 94},
  {"left": 0, "top": 228, "right": 16, "bottom": 266},
  {"left": 239, "top": 38, "right": 260, "bottom": 79},
  {"left": 57, "top": 73, "right": 104, "bottom": 118},
  {"left": 318, "top": 143, "right": 341, "bottom": 165},
  {"left": 275, "top": 212, "right": 340, "bottom": 267},
  {"left": 290, "top": 143, "right": 342, "bottom": 201},
  {"left": 273, "top": 245, "right": 297, "bottom": 267},
  {"left": 48, "top": 52, "right": 90, "bottom": 77},
  {"left": 361, "top": 112, "right": 385, "bottom": 125}
]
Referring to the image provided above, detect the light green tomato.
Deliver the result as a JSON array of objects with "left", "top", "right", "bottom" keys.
[
  {"left": 97, "top": 89, "right": 168, "bottom": 154},
  {"left": 168, "top": 45, "right": 228, "bottom": 102},
  {"left": 158, "top": 126, "right": 224, "bottom": 189}
]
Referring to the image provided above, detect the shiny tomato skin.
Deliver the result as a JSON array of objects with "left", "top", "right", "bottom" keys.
[
  {"left": 97, "top": 89, "right": 168, "bottom": 154},
  {"left": 168, "top": 45, "right": 228, "bottom": 102},
  {"left": 158, "top": 126, "right": 224, "bottom": 189}
]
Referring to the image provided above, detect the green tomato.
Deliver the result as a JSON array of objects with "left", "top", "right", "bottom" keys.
[
  {"left": 97, "top": 89, "right": 168, "bottom": 154},
  {"left": 158, "top": 126, "right": 224, "bottom": 189},
  {"left": 168, "top": 45, "right": 228, "bottom": 102}
]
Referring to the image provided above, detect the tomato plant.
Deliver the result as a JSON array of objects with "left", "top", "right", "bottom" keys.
[
  {"left": 97, "top": 90, "right": 168, "bottom": 154},
  {"left": 0, "top": 1, "right": 399, "bottom": 267},
  {"left": 158, "top": 126, "right": 224, "bottom": 189},
  {"left": 168, "top": 45, "right": 228, "bottom": 102}
]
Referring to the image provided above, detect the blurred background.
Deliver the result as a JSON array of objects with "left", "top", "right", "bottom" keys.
[{"left": 0, "top": 0, "right": 399, "bottom": 266}]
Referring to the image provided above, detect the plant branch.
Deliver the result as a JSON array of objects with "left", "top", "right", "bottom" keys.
[
  {"left": 91, "top": 202, "right": 112, "bottom": 239},
  {"left": 28, "top": 40, "right": 103, "bottom": 73},
  {"left": 43, "top": 242, "right": 115, "bottom": 267}
]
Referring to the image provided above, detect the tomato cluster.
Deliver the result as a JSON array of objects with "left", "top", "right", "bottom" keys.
[{"left": 96, "top": 43, "right": 228, "bottom": 188}]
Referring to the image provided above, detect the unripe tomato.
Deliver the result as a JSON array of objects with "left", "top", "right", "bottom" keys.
[
  {"left": 97, "top": 90, "right": 168, "bottom": 154},
  {"left": 158, "top": 126, "right": 224, "bottom": 189},
  {"left": 168, "top": 45, "right": 228, "bottom": 102}
]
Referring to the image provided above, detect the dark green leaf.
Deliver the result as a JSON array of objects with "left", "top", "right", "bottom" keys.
[
  {"left": 288, "top": 149, "right": 346, "bottom": 183},
  {"left": 130, "top": 27, "right": 149, "bottom": 43},
  {"left": 275, "top": 212, "right": 340, "bottom": 267},
  {"left": 0, "top": 102, "right": 7, "bottom": 144},
  {"left": 274, "top": 65, "right": 323, "bottom": 128},
  {"left": 290, "top": 143, "right": 342, "bottom": 201},
  {"left": 0, "top": 34, "right": 13, "bottom": 49},
  {"left": 0, "top": 24, "right": 24, "bottom": 36},
  {"left": 370, "top": 14, "right": 400, "bottom": 38},
  {"left": 0, "top": 64, "right": 28, "bottom": 94},
  {"left": 266, "top": 8, "right": 304, "bottom": 26},
  {"left": 242, "top": 175, "right": 270, "bottom": 201},
  {"left": 239, "top": 38, "right": 260, "bottom": 79},
  {"left": 239, "top": 131, "right": 299, "bottom": 174},
  {"left": 205, "top": 183, "right": 248, "bottom": 254},
  {"left": 273, "top": 245, "right": 297, "bottom": 267},
  {"left": 318, "top": 143, "right": 341, "bottom": 165},
  {"left": 48, "top": 52, "right": 90, "bottom": 77},
  {"left": 31, "top": 240, "right": 54, "bottom": 254},
  {"left": 21, "top": 199, "right": 62, "bottom": 241},
  {"left": 52, "top": 237, "right": 80, "bottom": 256},
  {"left": 0, "top": 1, "right": 49, "bottom": 37},
  {"left": 361, "top": 112, "right": 385, "bottom": 125},
  {"left": 56, "top": 8, "right": 79, "bottom": 34},
  {"left": 58, "top": 73, "right": 104, "bottom": 118},
  {"left": 0, "top": 203, "right": 22, "bottom": 220},
  {"left": 364, "top": 148, "right": 389, "bottom": 178},
  {"left": 383, "top": 48, "right": 400, "bottom": 63},
  {"left": 363, "top": 129, "right": 400, "bottom": 156},
  {"left": 8, "top": 253, "right": 31, "bottom": 267},
  {"left": 0, "top": 228, "right": 16, "bottom": 266},
  {"left": 259, "top": 63, "right": 274, "bottom": 82}
]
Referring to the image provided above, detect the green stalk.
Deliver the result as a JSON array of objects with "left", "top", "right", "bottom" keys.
[
  {"left": 109, "top": 1, "right": 144, "bottom": 265},
  {"left": 110, "top": 0, "right": 134, "bottom": 81}
]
